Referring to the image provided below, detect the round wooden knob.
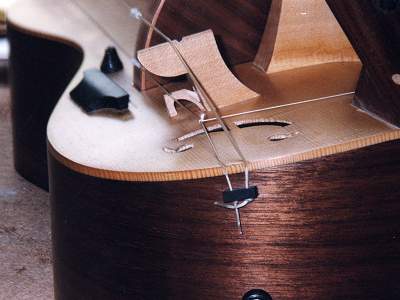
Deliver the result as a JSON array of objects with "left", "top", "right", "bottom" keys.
[{"left": 242, "top": 289, "right": 273, "bottom": 300}]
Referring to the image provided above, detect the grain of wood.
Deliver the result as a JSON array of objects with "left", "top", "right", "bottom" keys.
[
  {"left": 255, "top": 0, "right": 359, "bottom": 72},
  {"left": 137, "top": 30, "right": 259, "bottom": 108},
  {"left": 48, "top": 139, "right": 400, "bottom": 299},
  {"left": 7, "top": 0, "right": 400, "bottom": 184}
]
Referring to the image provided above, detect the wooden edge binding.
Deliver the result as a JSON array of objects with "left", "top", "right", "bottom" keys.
[{"left": 48, "top": 131, "right": 400, "bottom": 182}]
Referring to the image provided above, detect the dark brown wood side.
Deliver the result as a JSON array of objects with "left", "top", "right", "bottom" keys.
[
  {"left": 134, "top": 0, "right": 271, "bottom": 90},
  {"left": 49, "top": 140, "right": 400, "bottom": 300},
  {"left": 8, "top": 23, "right": 83, "bottom": 190},
  {"left": 253, "top": 0, "right": 282, "bottom": 71},
  {"left": 326, "top": 0, "right": 400, "bottom": 126}
]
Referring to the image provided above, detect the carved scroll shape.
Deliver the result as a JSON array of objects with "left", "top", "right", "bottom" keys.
[{"left": 137, "top": 30, "right": 259, "bottom": 109}]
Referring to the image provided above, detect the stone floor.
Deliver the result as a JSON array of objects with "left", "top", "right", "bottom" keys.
[{"left": 0, "top": 76, "right": 53, "bottom": 299}]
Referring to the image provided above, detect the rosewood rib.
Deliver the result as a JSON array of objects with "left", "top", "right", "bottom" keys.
[
  {"left": 8, "top": 24, "right": 82, "bottom": 190},
  {"left": 326, "top": 0, "right": 400, "bottom": 126},
  {"left": 49, "top": 140, "right": 400, "bottom": 299}
]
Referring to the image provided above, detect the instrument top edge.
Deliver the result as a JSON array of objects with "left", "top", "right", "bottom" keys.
[{"left": 7, "top": 0, "right": 400, "bottom": 182}]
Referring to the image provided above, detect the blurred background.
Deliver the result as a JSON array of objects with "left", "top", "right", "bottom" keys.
[{"left": 0, "top": 1, "right": 53, "bottom": 299}]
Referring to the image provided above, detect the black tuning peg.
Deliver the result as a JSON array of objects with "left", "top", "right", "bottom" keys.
[
  {"left": 100, "top": 46, "right": 123, "bottom": 74},
  {"left": 242, "top": 289, "right": 273, "bottom": 300}
]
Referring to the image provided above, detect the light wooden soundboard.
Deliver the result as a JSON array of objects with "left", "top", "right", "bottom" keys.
[{"left": 8, "top": 0, "right": 400, "bottom": 182}]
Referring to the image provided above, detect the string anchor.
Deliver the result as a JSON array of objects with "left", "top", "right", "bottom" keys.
[
  {"left": 215, "top": 186, "right": 259, "bottom": 235},
  {"left": 131, "top": 7, "right": 260, "bottom": 235}
]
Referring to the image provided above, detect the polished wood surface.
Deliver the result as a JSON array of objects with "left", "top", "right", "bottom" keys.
[
  {"left": 7, "top": 0, "right": 400, "bottom": 183},
  {"left": 137, "top": 30, "right": 259, "bottom": 108},
  {"left": 6, "top": 0, "right": 400, "bottom": 299},
  {"left": 8, "top": 23, "right": 82, "bottom": 190},
  {"left": 255, "top": 0, "right": 359, "bottom": 73},
  {"left": 49, "top": 140, "right": 400, "bottom": 299},
  {"left": 326, "top": 0, "right": 400, "bottom": 126},
  {"left": 135, "top": 0, "right": 270, "bottom": 90},
  {"left": 48, "top": 61, "right": 400, "bottom": 182}
]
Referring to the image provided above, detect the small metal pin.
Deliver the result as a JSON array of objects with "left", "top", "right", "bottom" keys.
[
  {"left": 225, "top": 173, "right": 243, "bottom": 235},
  {"left": 214, "top": 198, "right": 256, "bottom": 235},
  {"left": 234, "top": 203, "right": 243, "bottom": 235},
  {"left": 130, "top": 8, "right": 143, "bottom": 20}
]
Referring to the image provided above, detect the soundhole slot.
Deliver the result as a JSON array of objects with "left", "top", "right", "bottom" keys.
[
  {"left": 234, "top": 118, "right": 292, "bottom": 129},
  {"left": 268, "top": 132, "right": 299, "bottom": 142},
  {"left": 163, "top": 144, "right": 194, "bottom": 154},
  {"left": 177, "top": 124, "right": 223, "bottom": 141},
  {"left": 176, "top": 118, "right": 292, "bottom": 142}
]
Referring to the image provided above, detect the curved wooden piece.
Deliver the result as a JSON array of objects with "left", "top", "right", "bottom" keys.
[
  {"left": 6, "top": 0, "right": 400, "bottom": 183},
  {"left": 49, "top": 141, "right": 400, "bottom": 299},
  {"left": 8, "top": 23, "right": 82, "bottom": 190},
  {"left": 135, "top": 0, "right": 270, "bottom": 90},
  {"left": 7, "top": 1, "right": 400, "bottom": 299},
  {"left": 255, "top": 0, "right": 359, "bottom": 72},
  {"left": 8, "top": 4, "right": 400, "bottom": 183},
  {"left": 138, "top": 30, "right": 259, "bottom": 108}
]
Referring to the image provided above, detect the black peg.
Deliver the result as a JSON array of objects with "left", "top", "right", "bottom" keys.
[
  {"left": 242, "top": 289, "right": 273, "bottom": 300},
  {"left": 70, "top": 69, "right": 129, "bottom": 113},
  {"left": 100, "top": 46, "right": 123, "bottom": 74}
]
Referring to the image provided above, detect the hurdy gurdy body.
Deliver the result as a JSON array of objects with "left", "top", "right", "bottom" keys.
[{"left": 6, "top": 0, "right": 400, "bottom": 299}]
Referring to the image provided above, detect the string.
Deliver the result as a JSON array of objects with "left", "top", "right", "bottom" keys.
[
  {"left": 202, "top": 91, "right": 356, "bottom": 123},
  {"left": 73, "top": 1, "right": 356, "bottom": 234},
  {"left": 132, "top": 59, "right": 202, "bottom": 119},
  {"left": 132, "top": 10, "right": 248, "bottom": 167},
  {"left": 131, "top": 7, "right": 251, "bottom": 233}
]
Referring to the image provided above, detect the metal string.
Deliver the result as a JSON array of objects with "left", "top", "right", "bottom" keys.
[
  {"left": 131, "top": 8, "right": 252, "bottom": 233},
  {"left": 133, "top": 12, "right": 249, "bottom": 167},
  {"left": 202, "top": 92, "right": 356, "bottom": 123},
  {"left": 72, "top": 0, "right": 357, "bottom": 234},
  {"left": 133, "top": 59, "right": 202, "bottom": 119}
]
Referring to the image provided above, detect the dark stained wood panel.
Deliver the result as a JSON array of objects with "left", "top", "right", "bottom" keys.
[
  {"left": 8, "top": 24, "right": 83, "bottom": 190},
  {"left": 326, "top": 0, "right": 400, "bottom": 126},
  {"left": 49, "top": 140, "right": 400, "bottom": 299},
  {"left": 154, "top": 0, "right": 269, "bottom": 66}
]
